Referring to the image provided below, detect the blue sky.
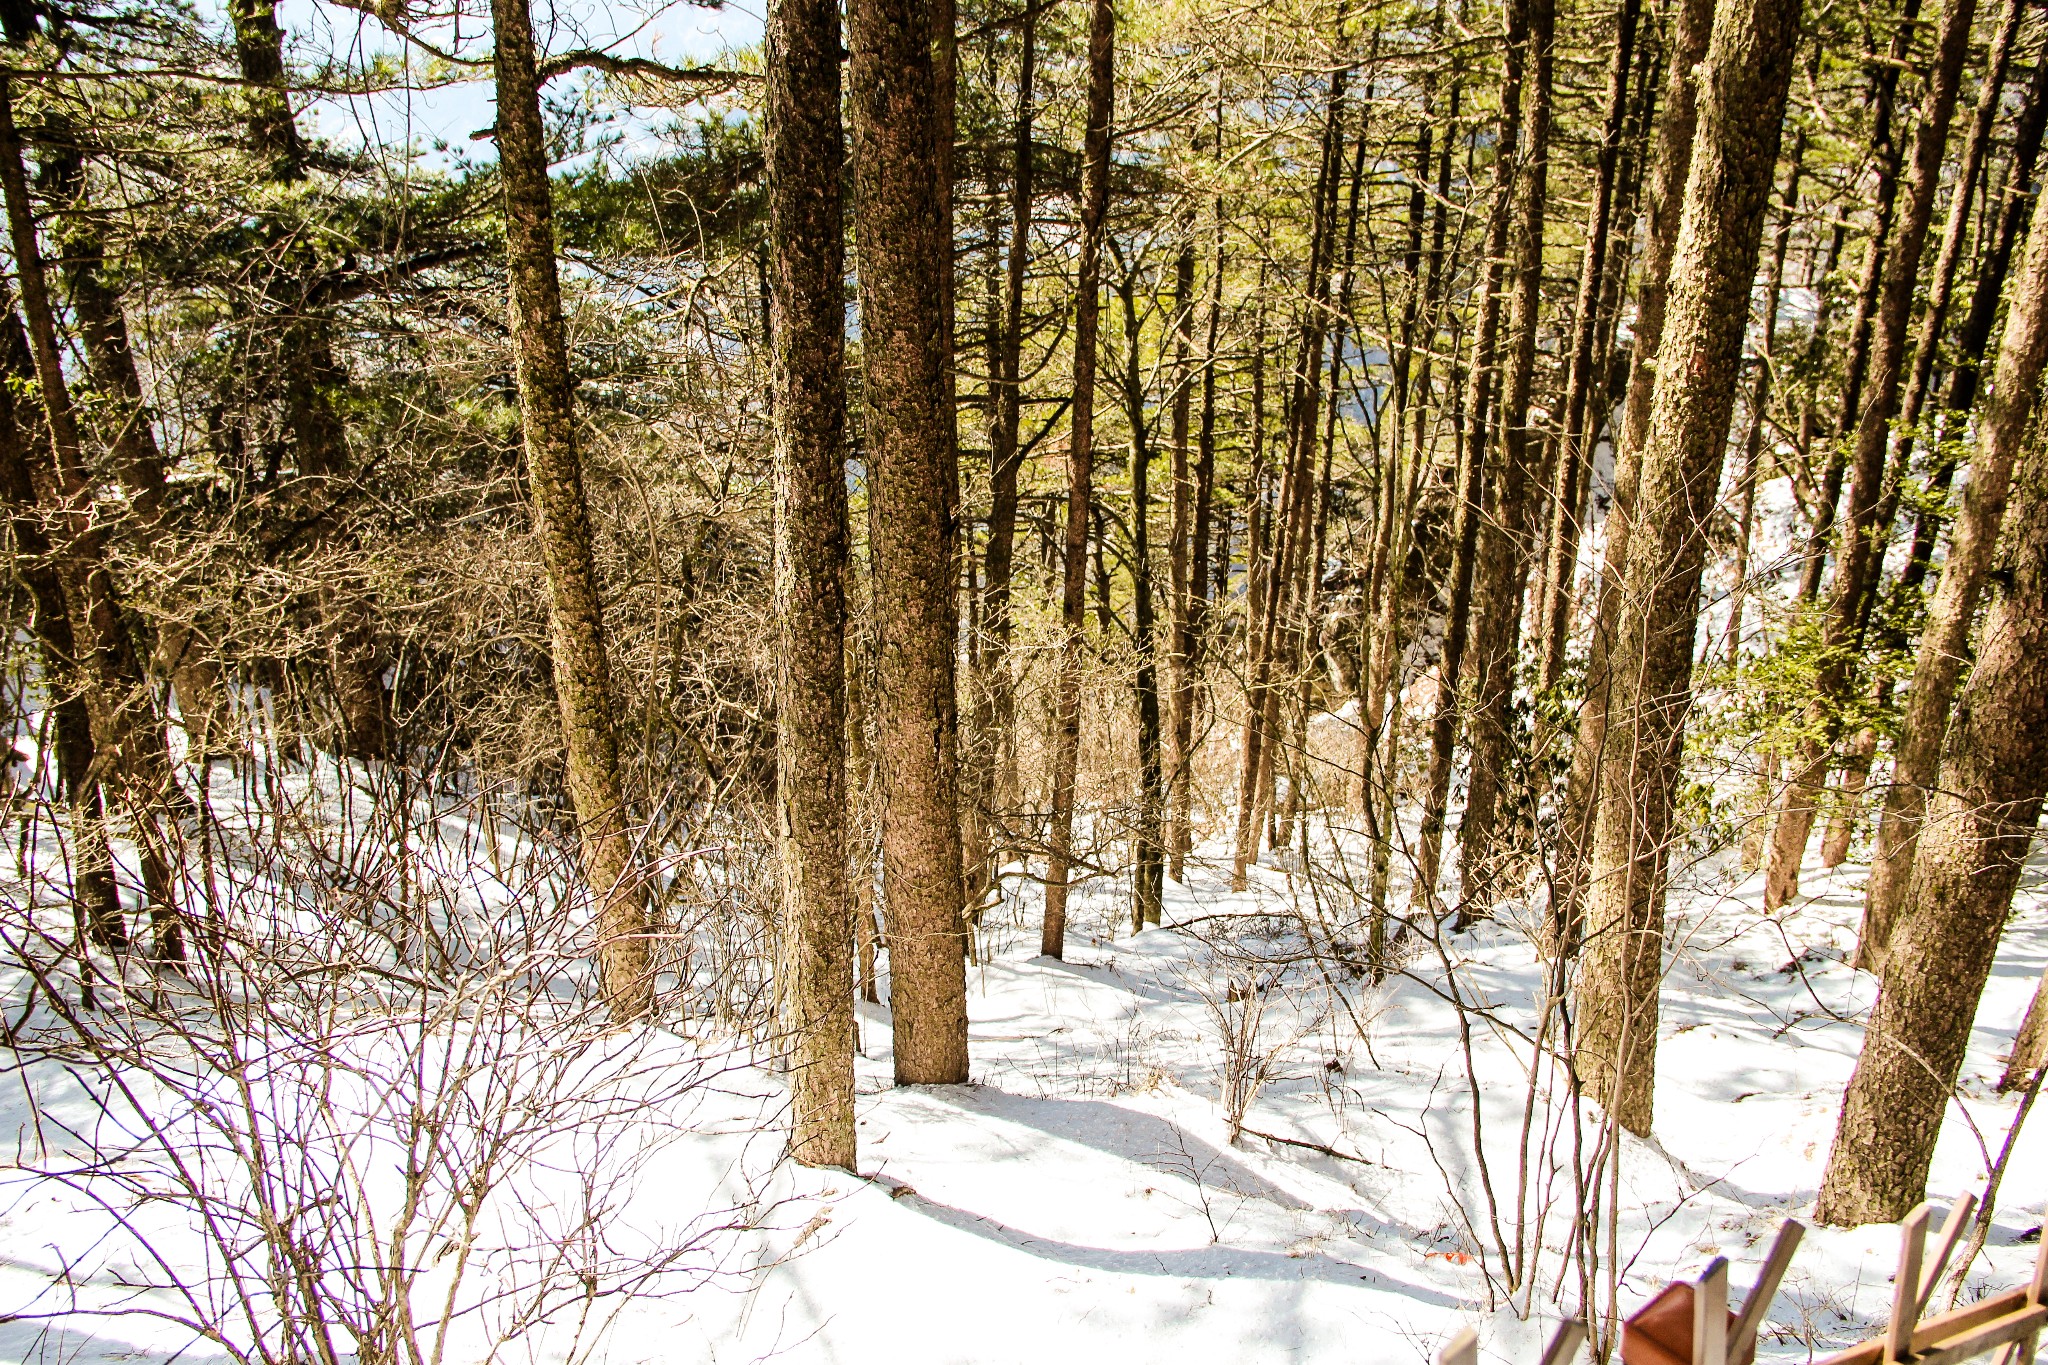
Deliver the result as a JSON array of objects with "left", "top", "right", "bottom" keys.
[{"left": 269, "top": 0, "right": 763, "bottom": 170}]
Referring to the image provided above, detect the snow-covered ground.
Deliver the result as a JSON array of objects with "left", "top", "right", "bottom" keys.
[{"left": 0, "top": 756, "right": 2041, "bottom": 1365}]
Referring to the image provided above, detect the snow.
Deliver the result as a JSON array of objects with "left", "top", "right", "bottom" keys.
[{"left": 0, "top": 752, "right": 2042, "bottom": 1365}]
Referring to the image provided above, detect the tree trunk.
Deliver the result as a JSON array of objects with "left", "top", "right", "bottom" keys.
[
  {"left": 0, "top": 78, "right": 183, "bottom": 963},
  {"left": 1120, "top": 270, "right": 1164, "bottom": 929},
  {"left": 229, "top": 0, "right": 390, "bottom": 760},
  {"left": 2001, "top": 965, "right": 2048, "bottom": 1093},
  {"left": 1551, "top": 0, "right": 1714, "bottom": 945},
  {"left": 1862, "top": 43, "right": 2048, "bottom": 960},
  {"left": 1852, "top": 156, "right": 2048, "bottom": 969},
  {"left": 1572, "top": 0, "right": 1801, "bottom": 1136},
  {"left": 1765, "top": 0, "right": 1977, "bottom": 912},
  {"left": 1042, "top": 0, "right": 1113, "bottom": 955},
  {"left": 0, "top": 308, "right": 121, "bottom": 949},
  {"left": 1165, "top": 239, "right": 1198, "bottom": 882},
  {"left": 1816, "top": 425, "right": 2048, "bottom": 1225},
  {"left": 1457, "top": 0, "right": 1554, "bottom": 907},
  {"left": 489, "top": 0, "right": 650, "bottom": 1022},
  {"left": 977, "top": 3, "right": 1036, "bottom": 854},
  {"left": 767, "top": 0, "right": 855, "bottom": 1169},
  {"left": 846, "top": 0, "right": 971, "bottom": 1079},
  {"left": 1536, "top": 0, "right": 1638, "bottom": 697},
  {"left": 1411, "top": 0, "right": 1530, "bottom": 915}
]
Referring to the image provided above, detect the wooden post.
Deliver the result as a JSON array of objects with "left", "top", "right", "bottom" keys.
[
  {"left": 1921, "top": 1196, "right": 1979, "bottom": 1315},
  {"left": 1733, "top": 1220, "right": 1806, "bottom": 1362},
  {"left": 1439, "top": 1326, "right": 1479, "bottom": 1365},
  {"left": 1540, "top": 1318, "right": 1588, "bottom": 1365},
  {"left": 1889, "top": 1202, "right": 1934, "bottom": 1363},
  {"left": 1696, "top": 1257, "right": 1731, "bottom": 1365}
]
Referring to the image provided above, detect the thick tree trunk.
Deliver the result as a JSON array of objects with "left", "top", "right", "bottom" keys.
[
  {"left": 1457, "top": 0, "right": 1554, "bottom": 906},
  {"left": 1551, "top": 0, "right": 1713, "bottom": 944},
  {"left": 767, "top": 0, "right": 855, "bottom": 1169},
  {"left": 1042, "top": 0, "right": 1113, "bottom": 955},
  {"left": 1572, "top": 0, "right": 1800, "bottom": 1136},
  {"left": 846, "top": 0, "right": 971, "bottom": 1079},
  {"left": 1816, "top": 429, "right": 2048, "bottom": 1225},
  {"left": 490, "top": 0, "right": 650, "bottom": 1022},
  {"left": 1851, "top": 164, "right": 2048, "bottom": 969},
  {"left": 1765, "top": 0, "right": 1977, "bottom": 912}
]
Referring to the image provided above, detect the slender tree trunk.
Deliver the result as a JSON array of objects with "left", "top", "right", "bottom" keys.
[
  {"left": 1457, "top": 0, "right": 1554, "bottom": 906},
  {"left": 1550, "top": 0, "right": 1714, "bottom": 944},
  {"left": 0, "top": 309, "right": 120, "bottom": 948},
  {"left": 1817, "top": 427, "right": 2048, "bottom": 1224},
  {"left": 0, "top": 78, "right": 183, "bottom": 963},
  {"left": 767, "top": 0, "right": 854, "bottom": 1169},
  {"left": 1725, "top": 132, "right": 1805, "bottom": 667},
  {"left": 1411, "top": 0, "right": 1529, "bottom": 915},
  {"left": 1765, "top": 0, "right": 1977, "bottom": 912},
  {"left": 1536, "top": 0, "right": 1638, "bottom": 698},
  {"left": 1790, "top": 4, "right": 1920, "bottom": 607},
  {"left": 490, "top": 0, "right": 650, "bottom": 1022},
  {"left": 975, "top": 2, "right": 1036, "bottom": 869},
  {"left": 229, "top": 0, "right": 389, "bottom": 759},
  {"left": 1121, "top": 272, "right": 1165, "bottom": 929},
  {"left": 846, "top": 0, "right": 971, "bottom": 1078},
  {"left": 1170, "top": 194, "right": 1222, "bottom": 878},
  {"left": 1041, "top": 0, "right": 1113, "bottom": 957},
  {"left": 974, "top": 5, "right": 1040, "bottom": 879},
  {"left": 1165, "top": 240, "right": 1198, "bottom": 882},
  {"left": 1572, "top": 0, "right": 1800, "bottom": 1135}
]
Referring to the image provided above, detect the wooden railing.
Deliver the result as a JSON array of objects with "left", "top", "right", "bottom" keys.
[{"left": 1436, "top": 1197, "right": 2046, "bottom": 1365}]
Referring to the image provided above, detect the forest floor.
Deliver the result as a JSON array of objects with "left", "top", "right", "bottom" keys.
[
  {"left": 0, "top": 761, "right": 2042, "bottom": 1365},
  {"left": 679, "top": 827, "right": 2048, "bottom": 1365}
]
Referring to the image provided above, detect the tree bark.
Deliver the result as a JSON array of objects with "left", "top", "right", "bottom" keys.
[
  {"left": 1457, "top": 0, "right": 1554, "bottom": 906},
  {"left": 1765, "top": 0, "right": 1977, "bottom": 912},
  {"left": 1551, "top": 0, "right": 1714, "bottom": 944},
  {"left": 489, "top": 0, "right": 651, "bottom": 1022},
  {"left": 1572, "top": 0, "right": 1801, "bottom": 1136},
  {"left": 845, "top": 0, "right": 972, "bottom": 1078},
  {"left": 1862, "top": 41, "right": 2048, "bottom": 958},
  {"left": 1851, "top": 156, "right": 2048, "bottom": 970},
  {"left": 1411, "top": 0, "right": 1529, "bottom": 915},
  {"left": 1536, "top": 0, "right": 1638, "bottom": 697},
  {"left": 1816, "top": 423, "right": 2048, "bottom": 1225},
  {"left": 0, "top": 307, "right": 121, "bottom": 948},
  {"left": 767, "top": 0, "right": 855, "bottom": 1169},
  {"left": 976, "top": 2, "right": 1036, "bottom": 856},
  {"left": 1120, "top": 269, "right": 1164, "bottom": 929},
  {"left": 1165, "top": 238, "right": 1198, "bottom": 881},
  {"left": 0, "top": 77, "right": 183, "bottom": 962},
  {"left": 1042, "top": 0, "right": 1113, "bottom": 956}
]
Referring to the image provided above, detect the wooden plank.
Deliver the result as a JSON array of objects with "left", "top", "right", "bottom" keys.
[
  {"left": 1438, "top": 1326, "right": 1478, "bottom": 1365},
  {"left": 1539, "top": 1317, "right": 1587, "bottom": 1365},
  {"left": 1733, "top": 1221, "right": 1806, "bottom": 1363},
  {"left": 1893, "top": 1204, "right": 1935, "bottom": 1362},
  {"left": 1813, "top": 1288, "right": 2030, "bottom": 1365},
  {"left": 1698, "top": 1257, "right": 1730, "bottom": 1365},
  {"left": 1909, "top": 1302, "right": 2048, "bottom": 1365},
  {"left": 1922, "top": 1197, "right": 1981, "bottom": 1317}
]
